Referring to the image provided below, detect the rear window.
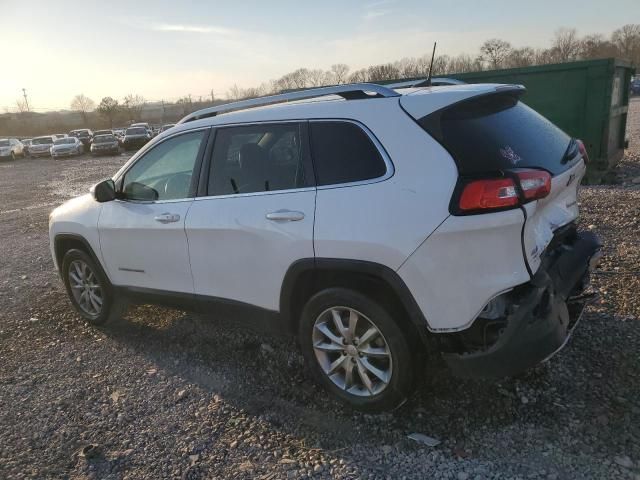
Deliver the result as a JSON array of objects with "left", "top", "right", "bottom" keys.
[
  {"left": 309, "top": 121, "right": 387, "bottom": 186},
  {"left": 126, "top": 128, "right": 146, "bottom": 135},
  {"left": 94, "top": 135, "right": 116, "bottom": 143},
  {"left": 419, "top": 93, "right": 572, "bottom": 176},
  {"left": 33, "top": 137, "right": 53, "bottom": 145}
]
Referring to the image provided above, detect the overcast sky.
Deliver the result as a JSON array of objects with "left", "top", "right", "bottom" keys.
[{"left": 0, "top": 0, "right": 636, "bottom": 111}]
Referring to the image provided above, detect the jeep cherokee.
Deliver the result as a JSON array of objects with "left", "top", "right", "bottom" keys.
[{"left": 49, "top": 82, "right": 601, "bottom": 411}]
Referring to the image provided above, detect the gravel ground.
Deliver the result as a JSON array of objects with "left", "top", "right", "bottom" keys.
[{"left": 1, "top": 101, "right": 639, "bottom": 480}]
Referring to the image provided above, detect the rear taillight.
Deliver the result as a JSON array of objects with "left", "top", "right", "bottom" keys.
[
  {"left": 515, "top": 169, "right": 551, "bottom": 200},
  {"left": 459, "top": 178, "right": 519, "bottom": 211},
  {"left": 576, "top": 139, "right": 589, "bottom": 164},
  {"left": 456, "top": 169, "right": 551, "bottom": 214}
]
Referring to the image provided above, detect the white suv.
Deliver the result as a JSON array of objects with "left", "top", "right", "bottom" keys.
[{"left": 49, "top": 82, "right": 601, "bottom": 411}]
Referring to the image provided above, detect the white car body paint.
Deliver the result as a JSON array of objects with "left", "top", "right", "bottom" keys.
[
  {"left": 98, "top": 199, "right": 195, "bottom": 293},
  {"left": 186, "top": 190, "right": 316, "bottom": 310},
  {"left": 49, "top": 194, "right": 104, "bottom": 271}
]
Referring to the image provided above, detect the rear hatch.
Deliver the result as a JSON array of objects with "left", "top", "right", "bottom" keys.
[{"left": 404, "top": 87, "right": 586, "bottom": 275}]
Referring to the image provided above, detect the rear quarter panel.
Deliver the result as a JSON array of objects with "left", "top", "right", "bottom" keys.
[{"left": 312, "top": 99, "right": 458, "bottom": 270}]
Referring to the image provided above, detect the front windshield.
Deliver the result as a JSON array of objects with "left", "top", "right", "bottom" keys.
[
  {"left": 0, "top": 140, "right": 9, "bottom": 147},
  {"left": 94, "top": 135, "right": 116, "bottom": 143},
  {"left": 126, "top": 128, "right": 146, "bottom": 135},
  {"left": 54, "top": 138, "right": 76, "bottom": 145},
  {"left": 32, "top": 137, "right": 53, "bottom": 145}
]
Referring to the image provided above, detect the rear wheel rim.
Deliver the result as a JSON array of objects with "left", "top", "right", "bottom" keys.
[
  {"left": 312, "top": 306, "right": 393, "bottom": 397},
  {"left": 68, "top": 260, "right": 103, "bottom": 317}
]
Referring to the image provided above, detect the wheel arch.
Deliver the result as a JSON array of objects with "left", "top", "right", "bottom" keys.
[
  {"left": 280, "top": 258, "right": 431, "bottom": 346},
  {"left": 53, "top": 234, "right": 110, "bottom": 283}
]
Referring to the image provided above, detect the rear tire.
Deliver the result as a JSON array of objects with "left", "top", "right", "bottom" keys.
[
  {"left": 299, "top": 288, "right": 416, "bottom": 412},
  {"left": 61, "top": 249, "right": 127, "bottom": 325}
]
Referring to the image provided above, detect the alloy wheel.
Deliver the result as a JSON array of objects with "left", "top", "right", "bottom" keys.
[
  {"left": 312, "top": 306, "right": 393, "bottom": 397},
  {"left": 68, "top": 260, "right": 103, "bottom": 316}
]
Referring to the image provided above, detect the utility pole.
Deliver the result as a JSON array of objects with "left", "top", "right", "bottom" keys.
[
  {"left": 161, "top": 100, "right": 166, "bottom": 123},
  {"left": 210, "top": 89, "right": 215, "bottom": 103},
  {"left": 22, "top": 88, "right": 30, "bottom": 112}
]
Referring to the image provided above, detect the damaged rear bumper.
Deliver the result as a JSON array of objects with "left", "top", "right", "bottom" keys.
[{"left": 443, "top": 229, "right": 601, "bottom": 379}]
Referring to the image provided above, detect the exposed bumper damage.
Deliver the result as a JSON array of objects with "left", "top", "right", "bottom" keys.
[{"left": 443, "top": 227, "right": 602, "bottom": 379}]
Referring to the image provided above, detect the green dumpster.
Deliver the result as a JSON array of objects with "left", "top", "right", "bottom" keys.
[{"left": 384, "top": 58, "right": 635, "bottom": 182}]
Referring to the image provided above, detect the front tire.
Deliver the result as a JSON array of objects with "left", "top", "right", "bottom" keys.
[
  {"left": 61, "top": 249, "right": 126, "bottom": 325},
  {"left": 299, "top": 288, "right": 416, "bottom": 412}
]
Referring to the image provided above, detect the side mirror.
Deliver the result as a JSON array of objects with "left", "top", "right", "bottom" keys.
[
  {"left": 123, "top": 182, "right": 159, "bottom": 201},
  {"left": 91, "top": 179, "right": 116, "bottom": 203}
]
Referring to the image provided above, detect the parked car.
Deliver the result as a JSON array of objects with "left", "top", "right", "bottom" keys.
[
  {"left": 631, "top": 76, "right": 640, "bottom": 96},
  {"left": 51, "top": 137, "right": 84, "bottom": 159},
  {"left": 160, "top": 123, "right": 175, "bottom": 133},
  {"left": 90, "top": 134, "right": 119, "bottom": 156},
  {"left": 131, "top": 122, "right": 154, "bottom": 137},
  {"left": 53, "top": 133, "right": 68, "bottom": 139},
  {"left": 21, "top": 138, "right": 32, "bottom": 156},
  {"left": 122, "top": 127, "right": 151, "bottom": 151},
  {"left": 93, "top": 129, "right": 114, "bottom": 137},
  {"left": 49, "top": 82, "right": 601, "bottom": 411},
  {"left": 0, "top": 138, "right": 25, "bottom": 160},
  {"left": 69, "top": 129, "right": 93, "bottom": 149},
  {"left": 29, "top": 136, "right": 56, "bottom": 157}
]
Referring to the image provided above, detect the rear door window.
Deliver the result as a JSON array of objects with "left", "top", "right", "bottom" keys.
[
  {"left": 309, "top": 121, "right": 387, "bottom": 186},
  {"left": 419, "top": 93, "right": 573, "bottom": 176},
  {"left": 208, "top": 123, "right": 312, "bottom": 195}
]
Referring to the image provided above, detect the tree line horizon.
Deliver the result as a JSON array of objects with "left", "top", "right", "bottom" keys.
[{"left": 3, "top": 24, "right": 639, "bottom": 134}]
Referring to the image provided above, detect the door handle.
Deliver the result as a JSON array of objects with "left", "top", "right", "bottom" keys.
[
  {"left": 265, "top": 210, "right": 305, "bottom": 222},
  {"left": 154, "top": 213, "right": 181, "bottom": 224}
]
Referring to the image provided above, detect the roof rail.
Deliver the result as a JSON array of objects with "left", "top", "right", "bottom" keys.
[
  {"left": 386, "top": 77, "right": 467, "bottom": 89},
  {"left": 178, "top": 83, "right": 400, "bottom": 124}
]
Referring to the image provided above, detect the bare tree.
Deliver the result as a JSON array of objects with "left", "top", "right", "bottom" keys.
[
  {"left": 431, "top": 54, "right": 450, "bottom": 76},
  {"left": 551, "top": 28, "right": 581, "bottom": 62},
  {"left": 393, "top": 57, "right": 420, "bottom": 78},
  {"left": 367, "top": 63, "right": 400, "bottom": 81},
  {"left": 96, "top": 97, "right": 120, "bottom": 128},
  {"left": 226, "top": 84, "right": 244, "bottom": 101},
  {"left": 122, "top": 94, "right": 145, "bottom": 122},
  {"left": 612, "top": 24, "right": 640, "bottom": 65},
  {"left": 448, "top": 54, "right": 475, "bottom": 73},
  {"left": 506, "top": 47, "right": 536, "bottom": 68},
  {"left": 480, "top": 39, "right": 512, "bottom": 69},
  {"left": 330, "top": 64, "right": 350, "bottom": 84},
  {"left": 579, "top": 34, "right": 617, "bottom": 60},
  {"left": 70, "top": 94, "right": 95, "bottom": 126},
  {"left": 308, "top": 69, "right": 328, "bottom": 87},
  {"left": 348, "top": 69, "right": 369, "bottom": 83},
  {"left": 290, "top": 68, "right": 311, "bottom": 89},
  {"left": 15, "top": 98, "right": 29, "bottom": 113}
]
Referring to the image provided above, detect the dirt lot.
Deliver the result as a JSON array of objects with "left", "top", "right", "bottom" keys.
[{"left": 1, "top": 103, "right": 639, "bottom": 479}]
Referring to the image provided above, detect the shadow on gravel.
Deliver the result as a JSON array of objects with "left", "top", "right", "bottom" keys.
[{"left": 97, "top": 303, "right": 639, "bottom": 461}]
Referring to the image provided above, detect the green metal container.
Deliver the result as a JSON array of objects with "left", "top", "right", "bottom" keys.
[{"left": 448, "top": 59, "right": 635, "bottom": 181}]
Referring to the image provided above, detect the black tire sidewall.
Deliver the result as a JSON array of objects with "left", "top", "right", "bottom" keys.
[
  {"left": 299, "top": 288, "right": 416, "bottom": 412},
  {"left": 61, "top": 249, "right": 115, "bottom": 326}
]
